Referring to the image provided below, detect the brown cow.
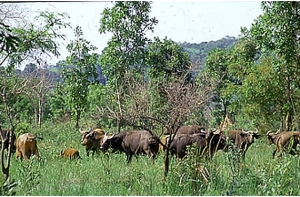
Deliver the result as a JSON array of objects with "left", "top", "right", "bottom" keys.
[
  {"left": 266, "top": 130, "right": 300, "bottom": 158},
  {"left": 16, "top": 133, "right": 43, "bottom": 161},
  {"left": 163, "top": 125, "right": 206, "bottom": 135},
  {"left": 226, "top": 129, "right": 261, "bottom": 159},
  {"left": 100, "top": 130, "right": 160, "bottom": 163},
  {"left": 60, "top": 148, "right": 81, "bottom": 160},
  {"left": 79, "top": 128, "right": 105, "bottom": 156}
]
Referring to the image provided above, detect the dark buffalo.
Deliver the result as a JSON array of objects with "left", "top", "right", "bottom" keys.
[
  {"left": 79, "top": 128, "right": 105, "bottom": 156},
  {"left": 266, "top": 130, "right": 300, "bottom": 158},
  {"left": 163, "top": 125, "right": 206, "bottom": 135},
  {"left": 100, "top": 130, "right": 160, "bottom": 163},
  {"left": 169, "top": 130, "right": 226, "bottom": 159},
  {"left": 227, "top": 129, "right": 261, "bottom": 159},
  {"left": 0, "top": 128, "right": 16, "bottom": 153},
  {"left": 169, "top": 133, "right": 207, "bottom": 159},
  {"left": 206, "top": 130, "right": 227, "bottom": 158}
]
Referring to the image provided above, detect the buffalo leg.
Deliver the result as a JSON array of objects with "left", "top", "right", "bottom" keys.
[
  {"left": 86, "top": 147, "right": 90, "bottom": 157},
  {"left": 34, "top": 148, "right": 39, "bottom": 159},
  {"left": 272, "top": 148, "right": 277, "bottom": 159},
  {"left": 127, "top": 154, "right": 133, "bottom": 163}
]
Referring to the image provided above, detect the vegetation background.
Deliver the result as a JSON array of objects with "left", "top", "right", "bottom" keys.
[{"left": 1, "top": 1, "right": 300, "bottom": 196}]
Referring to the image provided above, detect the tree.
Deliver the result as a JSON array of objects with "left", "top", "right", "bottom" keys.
[
  {"left": 146, "top": 37, "right": 192, "bottom": 82},
  {"left": 98, "top": 1, "right": 158, "bottom": 132},
  {"left": 6, "top": 11, "right": 70, "bottom": 70},
  {"left": 24, "top": 68, "right": 55, "bottom": 127},
  {"left": 0, "top": 3, "right": 28, "bottom": 66},
  {"left": 0, "top": 9, "right": 70, "bottom": 181},
  {"left": 249, "top": 1, "right": 300, "bottom": 131},
  {"left": 60, "top": 26, "right": 98, "bottom": 129},
  {"left": 117, "top": 66, "right": 214, "bottom": 179},
  {"left": 0, "top": 73, "right": 28, "bottom": 181},
  {"left": 205, "top": 48, "right": 232, "bottom": 127},
  {"left": 0, "top": 22, "right": 20, "bottom": 66}
]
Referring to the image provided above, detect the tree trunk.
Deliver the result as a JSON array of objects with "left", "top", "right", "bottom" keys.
[
  {"left": 38, "top": 96, "right": 43, "bottom": 128},
  {"left": 117, "top": 117, "right": 120, "bottom": 133},
  {"left": 285, "top": 75, "right": 292, "bottom": 131},
  {"left": 1, "top": 129, "right": 14, "bottom": 181},
  {"left": 163, "top": 148, "right": 170, "bottom": 181}
]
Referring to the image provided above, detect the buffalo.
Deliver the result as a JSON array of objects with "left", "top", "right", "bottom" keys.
[
  {"left": 266, "top": 130, "right": 300, "bottom": 158},
  {"left": 169, "top": 130, "right": 226, "bottom": 159},
  {"left": 0, "top": 128, "right": 16, "bottom": 153},
  {"left": 169, "top": 133, "right": 207, "bottom": 159},
  {"left": 79, "top": 128, "right": 105, "bottom": 156},
  {"left": 226, "top": 129, "right": 261, "bottom": 159},
  {"left": 164, "top": 125, "right": 206, "bottom": 135},
  {"left": 100, "top": 130, "right": 160, "bottom": 163},
  {"left": 16, "top": 133, "right": 43, "bottom": 161},
  {"left": 60, "top": 148, "right": 81, "bottom": 160}
]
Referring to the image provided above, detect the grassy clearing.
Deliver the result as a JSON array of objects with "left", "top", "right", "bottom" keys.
[{"left": 2, "top": 122, "right": 300, "bottom": 195}]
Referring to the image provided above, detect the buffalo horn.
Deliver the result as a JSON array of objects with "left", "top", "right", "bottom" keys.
[
  {"left": 109, "top": 133, "right": 116, "bottom": 139},
  {"left": 266, "top": 130, "right": 273, "bottom": 136},
  {"left": 213, "top": 129, "right": 220, "bottom": 134},
  {"left": 241, "top": 129, "right": 248, "bottom": 134},
  {"left": 200, "top": 128, "right": 206, "bottom": 133},
  {"left": 86, "top": 131, "right": 94, "bottom": 137},
  {"left": 79, "top": 128, "right": 85, "bottom": 134},
  {"left": 27, "top": 136, "right": 36, "bottom": 140}
]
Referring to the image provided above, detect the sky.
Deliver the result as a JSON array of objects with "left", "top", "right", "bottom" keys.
[{"left": 23, "top": 1, "right": 263, "bottom": 65}]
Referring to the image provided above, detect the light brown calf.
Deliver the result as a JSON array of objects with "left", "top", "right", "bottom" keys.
[{"left": 60, "top": 148, "right": 81, "bottom": 160}]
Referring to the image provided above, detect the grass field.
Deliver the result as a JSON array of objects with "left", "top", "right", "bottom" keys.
[{"left": 2, "top": 122, "right": 300, "bottom": 196}]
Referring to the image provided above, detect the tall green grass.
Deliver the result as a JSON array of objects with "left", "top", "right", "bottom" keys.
[{"left": 2, "top": 122, "right": 300, "bottom": 195}]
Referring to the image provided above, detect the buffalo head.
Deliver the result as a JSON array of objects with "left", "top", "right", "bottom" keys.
[{"left": 100, "top": 133, "right": 116, "bottom": 151}]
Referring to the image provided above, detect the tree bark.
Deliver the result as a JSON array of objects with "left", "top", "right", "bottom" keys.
[
  {"left": 163, "top": 148, "right": 170, "bottom": 181},
  {"left": 285, "top": 75, "right": 292, "bottom": 131},
  {"left": 1, "top": 129, "right": 14, "bottom": 181}
]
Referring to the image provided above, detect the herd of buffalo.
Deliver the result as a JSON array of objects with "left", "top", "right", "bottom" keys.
[{"left": 1, "top": 125, "right": 300, "bottom": 162}]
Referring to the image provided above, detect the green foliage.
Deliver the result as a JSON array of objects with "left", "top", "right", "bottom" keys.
[
  {"left": 48, "top": 84, "right": 70, "bottom": 122},
  {"left": 99, "top": 1, "right": 157, "bottom": 86},
  {"left": 7, "top": 11, "right": 70, "bottom": 69},
  {"left": 247, "top": 1, "right": 300, "bottom": 130},
  {"left": 14, "top": 122, "right": 31, "bottom": 137},
  {"left": 0, "top": 74, "right": 34, "bottom": 127},
  {"left": 0, "top": 178, "right": 19, "bottom": 196},
  {"left": 146, "top": 37, "right": 192, "bottom": 82},
  {"left": 97, "top": 1, "right": 161, "bottom": 131},
  {"left": 60, "top": 26, "right": 98, "bottom": 128},
  {"left": 16, "top": 157, "right": 41, "bottom": 195},
  {"left": 0, "top": 22, "right": 20, "bottom": 64}
]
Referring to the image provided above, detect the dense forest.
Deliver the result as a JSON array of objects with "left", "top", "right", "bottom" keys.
[{"left": 1, "top": 1, "right": 300, "bottom": 195}]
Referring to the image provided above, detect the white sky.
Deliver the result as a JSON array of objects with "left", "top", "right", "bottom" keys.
[{"left": 23, "top": 1, "right": 263, "bottom": 65}]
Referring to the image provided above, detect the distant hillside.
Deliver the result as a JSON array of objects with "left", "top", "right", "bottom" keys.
[
  {"left": 180, "top": 35, "right": 237, "bottom": 67},
  {"left": 14, "top": 36, "right": 237, "bottom": 84}
]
